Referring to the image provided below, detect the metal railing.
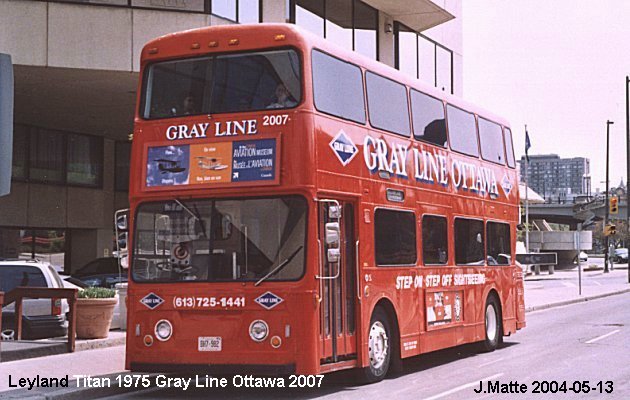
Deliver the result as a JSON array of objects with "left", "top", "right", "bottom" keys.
[{"left": 0, "top": 287, "right": 78, "bottom": 352}]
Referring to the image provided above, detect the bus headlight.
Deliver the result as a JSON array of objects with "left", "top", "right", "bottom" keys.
[
  {"left": 154, "top": 320, "right": 173, "bottom": 341},
  {"left": 249, "top": 320, "right": 269, "bottom": 342}
]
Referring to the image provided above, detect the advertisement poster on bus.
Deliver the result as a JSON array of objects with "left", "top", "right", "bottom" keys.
[{"left": 145, "top": 139, "right": 277, "bottom": 188}]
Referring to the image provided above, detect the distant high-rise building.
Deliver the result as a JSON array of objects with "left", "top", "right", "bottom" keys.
[{"left": 519, "top": 154, "right": 590, "bottom": 199}]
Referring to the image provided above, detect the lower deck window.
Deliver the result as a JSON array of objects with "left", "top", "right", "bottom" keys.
[
  {"left": 454, "top": 218, "right": 484, "bottom": 265},
  {"left": 374, "top": 209, "right": 416, "bottom": 265},
  {"left": 487, "top": 222, "right": 511, "bottom": 265}
]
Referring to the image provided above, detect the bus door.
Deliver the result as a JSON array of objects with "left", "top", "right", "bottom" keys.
[{"left": 318, "top": 199, "right": 357, "bottom": 363}]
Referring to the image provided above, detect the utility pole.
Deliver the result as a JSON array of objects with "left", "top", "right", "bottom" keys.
[
  {"left": 605, "top": 120, "right": 614, "bottom": 273},
  {"left": 525, "top": 124, "right": 530, "bottom": 253}
]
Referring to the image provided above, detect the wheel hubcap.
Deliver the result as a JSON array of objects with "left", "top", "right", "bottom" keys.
[
  {"left": 368, "top": 321, "right": 388, "bottom": 369},
  {"left": 486, "top": 304, "right": 497, "bottom": 341}
]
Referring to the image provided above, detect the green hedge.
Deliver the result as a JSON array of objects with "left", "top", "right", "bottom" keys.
[{"left": 78, "top": 287, "right": 116, "bottom": 299}]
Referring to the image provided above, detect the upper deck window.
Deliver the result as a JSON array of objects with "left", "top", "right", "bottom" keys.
[
  {"left": 411, "top": 89, "right": 447, "bottom": 147},
  {"left": 478, "top": 117, "right": 505, "bottom": 165},
  {"left": 366, "top": 71, "right": 410, "bottom": 136},
  {"left": 504, "top": 128, "right": 516, "bottom": 168},
  {"left": 312, "top": 50, "right": 366, "bottom": 124},
  {"left": 142, "top": 49, "right": 301, "bottom": 119},
  {"left": 447, "top": 104, "right": 479, "bottom": 157}
]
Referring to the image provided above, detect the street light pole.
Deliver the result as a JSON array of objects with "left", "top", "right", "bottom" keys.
[{"left": 605, "top": 120, "right": 614, "bottom": 273}]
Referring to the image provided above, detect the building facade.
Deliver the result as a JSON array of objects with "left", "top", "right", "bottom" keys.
[
  {"left": 0, "top": 0, "right": 462, "bottom": 273},
  {"left": 519, "top": 154, "right": 590, "bottom": 202}
]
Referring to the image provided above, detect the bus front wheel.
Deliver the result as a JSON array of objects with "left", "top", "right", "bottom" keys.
[
  {"left": 360, "top": 307, "right": 392, "bottom": 383},
  {"left": 481, "top": 295, "right": 503, "bottom": 352}
]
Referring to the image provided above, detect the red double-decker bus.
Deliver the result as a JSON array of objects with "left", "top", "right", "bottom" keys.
[{"left": 124, "top": 23, "right": 525, "bottom": 382}]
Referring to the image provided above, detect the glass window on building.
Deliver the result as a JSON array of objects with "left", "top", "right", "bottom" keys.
[
  {"left": 0, "top": 228, "right": 66, "bottom": 272},
  {"left": 131, "top": 0, "right": 205, "bottom": 13},
  {"left": 436, "top": 45, "right": 452, "bottom": 93},
  {"left": 238, "top": 0, "right": 260, "bottom": 23},
  {"left": 366, "top": 71, "right": 410, "bottom": 136},
  {"left": 12, "top": 124, "right": 28, "bottom": 180},
  {"left": 115, "top": 142, "right": 132, "bottom": 192},
  {"left": 396, "top": 23, "right": 418, "bottom": 78},
  {"left": 353, "top": 0, "right": 377, "bottom": 60},
  {"left": 295, "top": 0, "right": 325, "bottom": 37},
  {"left": 447, "top": 105, "right": 478, "bottom": 157},
  {"left": 29, "top": 127, "right": 65, "bottom": 184},
  {"left": 395, "top": 24, "right": 454, "bottom": 94},
  {"left": 418, "top": 36, "right": 436, "bottom": 86},
  {"left": 325, "top": 0, "right": 353, "bottom": 51},
  {"left": 375, "top": 209, "right": 416, "bottom": 266},
  {"left": 212, "top": 0, "right": 237, "bottom": 20},
  {"left": 312, "top": 50, "right": 365, "bottom": 123},
  {"left": 67, "top": 133, "right": 103, "bottom": 186},
  {"left": 291, "top": 0, "right": 378, "bottom": 60},
  {"left": 454, "top": 218, "right": 484, "bottom": 265},
  {"left": 411, "top": 89, "right": 446, "bottom": 147}
]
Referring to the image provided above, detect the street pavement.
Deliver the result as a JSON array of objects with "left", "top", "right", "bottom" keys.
[{"left": 0, "top": 262, "right": 628, "bottom": 399}]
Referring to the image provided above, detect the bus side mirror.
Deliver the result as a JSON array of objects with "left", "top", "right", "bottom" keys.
[
  {"left": 327, "top": 248, "right": 340, "bottom": 263},
  {"left": 325, "top": 222, "right": 340, "bottom": 246},
  {"left": 118, "top": 232, "right": 128, "bottom": 252},
  {"left": 116, "top": 213, "right": 128, "bottom": 231},
  {"left": 328, "top": 205, "right": 342, "bottom": 219}
]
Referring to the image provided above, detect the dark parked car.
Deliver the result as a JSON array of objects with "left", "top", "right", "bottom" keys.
[{"left": 71, "top": 257, "right": 127, "bottom": 289}]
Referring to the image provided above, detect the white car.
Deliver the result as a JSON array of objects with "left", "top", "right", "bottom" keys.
[{"left": 1, "top": 259, "right": 70, "bottom": 340}]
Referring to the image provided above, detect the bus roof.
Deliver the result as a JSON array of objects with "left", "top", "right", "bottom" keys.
[{"left": 140, "top": 23, "right": 511, "bottom": 128}]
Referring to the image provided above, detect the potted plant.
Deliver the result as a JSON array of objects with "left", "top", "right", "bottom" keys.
[{"left": 75, "top": 287, "right": 118, "bottom": 339}]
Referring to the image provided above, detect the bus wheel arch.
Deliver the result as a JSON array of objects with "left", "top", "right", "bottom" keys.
[
  {"left": 360, "top": 299, "right": 402, "bottom": 383},
  {"left": 481, "top": 290, "right": 503, "bottom": 352}
]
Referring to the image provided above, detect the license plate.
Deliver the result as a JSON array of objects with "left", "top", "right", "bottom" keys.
[{"left": 198, "top": 336, "right": 221, "bottom": 352}]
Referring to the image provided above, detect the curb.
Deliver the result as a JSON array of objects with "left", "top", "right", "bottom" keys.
[
  {"left": 1, "top": 336, "right": 125, "bottom": 364},
  {"left": 525, "top": 288, "right": 630, "bottom": 312}
]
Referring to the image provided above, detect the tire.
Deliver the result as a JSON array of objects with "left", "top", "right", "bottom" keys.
[
  {"left": 480, "top": 295, "right": 502, "bottom": 352},
  {"left": 360, "top": 307, "right": 392, "bottom": 383}
]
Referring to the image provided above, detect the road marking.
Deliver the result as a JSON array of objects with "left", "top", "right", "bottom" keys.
[
  {"left": 592, "top": 280, "right": 602, "bottom": 286},
  {"left": 478, "top": 357, "right": 504, "bottom": 368},
  {"left": 585, "top": 329, "right": 621, "bottom": 344},
  {"left": 423, "top": 373, "right": 504, "bottom": 400},
  {"left": 562, "top": 282, "right": 576, "bottom": 288}
]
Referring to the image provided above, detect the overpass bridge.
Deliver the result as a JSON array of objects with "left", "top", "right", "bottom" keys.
[{"left": 527, "top": 198, "right": 627, "bottom": 228}]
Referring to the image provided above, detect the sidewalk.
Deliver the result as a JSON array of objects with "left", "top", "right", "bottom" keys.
[
  {"left": 0, "top": 331, "right": 126, "bottom": 363},
  {"left": 0, "top": 269, "right": 628, "bottom": 398},
  {"left": 524, "top": 266, "right": 630, "bottom": 311}
]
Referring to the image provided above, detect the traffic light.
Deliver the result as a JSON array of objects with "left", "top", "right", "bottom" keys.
[
  {"left": 610, "top": 196, "right": 619, "bottom": 214},
  {"left": 604, "top": 223, "right": 616, "bottom": 236}
]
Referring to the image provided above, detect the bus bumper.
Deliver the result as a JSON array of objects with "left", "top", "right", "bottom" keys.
[{"left": 130, "top": 362, "right": 296, "bottom": 375}]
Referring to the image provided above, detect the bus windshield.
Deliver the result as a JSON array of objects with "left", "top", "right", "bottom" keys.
[
  {"left": 142, "top": 49, "right": 301, "bottom": 119},
  {"left": 132, "top": 196, "right": 307, "bottom": 283}
]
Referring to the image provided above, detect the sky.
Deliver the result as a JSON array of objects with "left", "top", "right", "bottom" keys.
[{"left": 462, "top": 0, "right": 630, "bottom": 193}]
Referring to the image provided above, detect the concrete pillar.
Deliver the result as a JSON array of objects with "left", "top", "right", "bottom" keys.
[
  {"left": 378, "top": 11, "right": 394, "bottom": 67},
  {"left": 68, "top": 228, "right": 112, "bottom": 274},
  {"left": 261, "top": 0, "right": 287, "bottom": 23}
]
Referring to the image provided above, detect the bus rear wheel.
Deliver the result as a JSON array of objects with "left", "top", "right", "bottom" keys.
[
  {"left": 481, "top": 295, "right": 502, "bottom": 352},
  {"left": 360, "top": 307, "right": 392, "bottom": 383}
]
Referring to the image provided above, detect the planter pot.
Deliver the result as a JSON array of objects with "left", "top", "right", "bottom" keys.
[{"left": 75, "top": 298, "right": 118, "bottom": 339}]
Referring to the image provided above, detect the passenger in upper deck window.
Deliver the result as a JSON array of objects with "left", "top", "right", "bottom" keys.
[
  {"left": 182, "top": 93, "right": 198, "bottom": 114},
  {"left": 267, "top": 83, "right": 297, "bottom": 109},
  {"left": 172, "top": 93, "right": 199, "bottom": 116}
]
